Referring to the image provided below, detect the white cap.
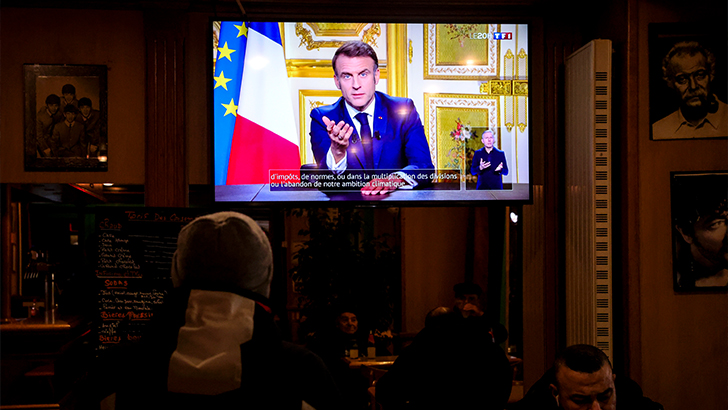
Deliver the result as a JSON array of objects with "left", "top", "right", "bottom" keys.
[{"left": 171, "top": 211, "right": 273, "bottom": 298}]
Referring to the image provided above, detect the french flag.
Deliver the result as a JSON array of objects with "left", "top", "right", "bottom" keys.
[{"left": 213, "top": 22, "right": 300, "bottom": 185}]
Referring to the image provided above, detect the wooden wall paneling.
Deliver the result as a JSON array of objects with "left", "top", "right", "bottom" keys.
[
  {"left": 1, "top": 184, "right": 13, "bottom": 323},
  {"left": 617, "top": 0, "right": 642, "bottom": 382},
  {"left": 144, "top": 11, "right": 188, "bottom": 207}
]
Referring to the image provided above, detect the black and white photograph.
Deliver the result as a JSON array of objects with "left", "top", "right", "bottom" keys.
[
  {"left": 649, "top": 23, "right": 728, "bottom": 141},
  {"left": 23, "top": 64, "right": 108, "bottom": 171},
  {"left": 671, "top": 171, "right": 728, "bottom": 291}
]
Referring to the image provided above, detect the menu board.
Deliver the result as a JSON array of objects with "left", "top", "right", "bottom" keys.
[{"left": 92, "top": 208, "right": 204, "bottom": 352}]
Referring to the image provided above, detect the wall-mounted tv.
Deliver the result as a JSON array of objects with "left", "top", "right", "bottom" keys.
[{"left": 212, "top": 21, "right": 531, "bottom": 205}]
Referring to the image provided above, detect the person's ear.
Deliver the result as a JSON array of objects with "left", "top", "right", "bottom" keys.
[
  {"left": 374, "top": 67, "right": 380, "bottom": 85},
  {"left": 333, "top": 74, "right": 341, "bottom": 90},
  {"left": 676, "top": 226, "right": 694, "bottom": 244},
  {"left": 549, "top": 383, "right": 559, "bottom": 400}
]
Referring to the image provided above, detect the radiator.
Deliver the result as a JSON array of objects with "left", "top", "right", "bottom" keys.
[{"left": 564, "top": 39, "right": 613, "bottom": 362}]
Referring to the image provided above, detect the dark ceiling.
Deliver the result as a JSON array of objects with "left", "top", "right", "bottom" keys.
[{"left": 1, "top": 0, "right": 547, "bottom": 21}]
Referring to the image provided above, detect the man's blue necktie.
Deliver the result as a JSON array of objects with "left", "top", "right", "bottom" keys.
[{"left": 355, "top": 112, "right": 374, "bottom": 170}]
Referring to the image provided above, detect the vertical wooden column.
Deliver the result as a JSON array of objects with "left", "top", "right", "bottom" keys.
[
  {"left": 1, "top": 184, "right": 12, "bottom": 323},
  {"left": 144, "top": 11, "right": 187, "bottom": 207}
]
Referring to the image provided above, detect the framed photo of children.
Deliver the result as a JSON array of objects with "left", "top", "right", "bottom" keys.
[
  {"left": 23, "top": 64, "right": 108, "bottom": 171},
  {"left": 670, "top": 171, "right": 728, "bottom": 291}
]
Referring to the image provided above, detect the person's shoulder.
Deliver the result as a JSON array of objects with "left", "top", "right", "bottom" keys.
[
  {"left": 651, "top": 109, "right": 681, "bottom": 138},
  {"left": 376, "top": 91, "right": 415, "bottom": 109},
  {"left": 615, "top": 374, "right": 664, "bottom": 410}
]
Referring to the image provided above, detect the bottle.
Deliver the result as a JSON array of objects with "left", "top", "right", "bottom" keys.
[
  {"left": 349, "top": 340, "right": 359, "bottom": 359},
  {"left": 29, "top": 299, "right": 38, "bottom": 318},
  {"left": 367, "top": 331, "right": 376, "bottom": 358}
]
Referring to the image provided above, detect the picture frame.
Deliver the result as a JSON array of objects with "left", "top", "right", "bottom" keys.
[
  {"left": 24, "top": 64, "right": 108, "bottom": 171},
  {"left": 297, "top": 89, "right": 343, "bottom": 165},
  {"left": 670, "top": 171, "right": 728, "bottom": 291},
  {"left": 423, "top": 24, "right": 500, "bottom": 80},
  {"left": 649, "top": 23, "right": 727, "bottom": 141},
  {"left": 423, "top": 93, "right": 500, "bottom": 174}
]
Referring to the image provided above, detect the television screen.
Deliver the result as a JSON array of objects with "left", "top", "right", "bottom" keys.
[{"left": 212, "top": 21, "right": 531, "bottom": 205}]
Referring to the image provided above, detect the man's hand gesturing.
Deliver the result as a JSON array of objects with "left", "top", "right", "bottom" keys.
[{"left": 323, "top": 116, "right": 354, "bottom": 163}]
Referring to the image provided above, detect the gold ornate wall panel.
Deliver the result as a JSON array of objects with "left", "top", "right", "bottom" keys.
[
  {"left": 424, "top": 94, "right": 500, "bottom": 177},
  {"left": 283, "top": 22, "right": 388, "bottom": 78},
  {"left": 387, "top": 24, "right": 408, "bottom": 98},
  {"left": 423, "top": 24, "right": 500, "bottom": 80},
  {"left": 298, "top": 89, "right": 343, "bottom": 165}
]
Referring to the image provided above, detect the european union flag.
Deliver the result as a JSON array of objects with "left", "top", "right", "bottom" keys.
[{"left": 213, "top": 21, "right": 248, "bottom": 186}]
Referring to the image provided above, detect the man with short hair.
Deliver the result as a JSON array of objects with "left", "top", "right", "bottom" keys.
[
  {"left": 35, "top": 94, "right": 63, "bottom": 157},
  {"left": 549, "top": 344, "right": 616, "bottom": 410},
  {"left": 471, "top": 129, "right": 509, "bottom": 190},
  {"left": 51, "top": 104, "right": 86, "bottom": 157},
  {"left": 509, "top": 344, "right": 663, "bottom": 410},
  {"left": 452, "top": 282, "right": 508, "bottom": 344},
  {"left": 78, "top": 97, "right": 102, "bottom": 156},
  {"left": 60, "top": 83, "right": 79, "bottom": 111},
  {"left": 310, "top": 40, "right": 434, "bottom": 195},
  {"left": 652, "top": 41, "right": 727, "bottom": 139}
]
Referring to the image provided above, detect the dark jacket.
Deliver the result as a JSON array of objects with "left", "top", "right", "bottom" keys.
[
  {"left": 310, "top": 91, "right": 434, "bottom": 186},
  {"left": 470, "top": 146, "right": 509, "bottom": 190},
  {"left": 113, "top": 287, "right": 343, "bottom": 410},
  {"left": 376, "top": 315, "right": 513, "bottom": 409}
]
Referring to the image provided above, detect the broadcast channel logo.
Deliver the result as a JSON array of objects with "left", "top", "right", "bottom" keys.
[{"left": 492, "top": 32, "right": 513, "bottom": 40}]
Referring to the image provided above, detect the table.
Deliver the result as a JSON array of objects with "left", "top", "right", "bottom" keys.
[{"left": 343, "top": 355, "right": 398, "bottom": 369}]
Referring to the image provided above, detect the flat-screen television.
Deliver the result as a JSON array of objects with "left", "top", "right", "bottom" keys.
[{"left": 212, "top": 21, "right": 531, "bottom": 205}]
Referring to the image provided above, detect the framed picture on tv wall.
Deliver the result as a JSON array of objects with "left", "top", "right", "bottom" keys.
[
  {"left": 670, "top": 171, "right": 728, "bottom": 291},
  {"left": 24, "top": 64, "right": 108, "bottom": 171},
  {"left": 649, "top": 23, "right": 727, "bottom": 141}
]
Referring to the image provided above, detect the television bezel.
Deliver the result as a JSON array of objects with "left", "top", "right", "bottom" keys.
[{"left": 208, "top": 17, "right": 534, "bottom": 208}]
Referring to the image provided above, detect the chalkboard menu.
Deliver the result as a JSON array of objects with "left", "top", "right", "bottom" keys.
[{"left": 92, "top": 208, "right": 204, "bottom": 352}]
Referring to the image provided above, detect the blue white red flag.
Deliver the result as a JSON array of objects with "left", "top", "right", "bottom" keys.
[{"left": 213, "top": 22, "right": 300, "bottom": 185}]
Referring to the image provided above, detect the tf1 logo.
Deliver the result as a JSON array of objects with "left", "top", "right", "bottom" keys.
[{"left": 492, "top": 32, "right": 513, "bottom": 40}]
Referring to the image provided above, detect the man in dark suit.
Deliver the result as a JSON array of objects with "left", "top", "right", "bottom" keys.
[
  {"left": 471, "top": 129, "right": 509, "bottom": 190},
  {"left": 310, "top": 41, "right": 434, "bottom": 195}
]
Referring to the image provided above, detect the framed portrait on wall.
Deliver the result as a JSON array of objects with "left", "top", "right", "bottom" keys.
[
  {"left": 24, "top": 64, "right": 108, "bottom": 171},
  {"left": 670, "top": 171, "right": 728, "bottom": 291},
  {"left": 649, "top": 23, "right": 727, "bottom": 141}
]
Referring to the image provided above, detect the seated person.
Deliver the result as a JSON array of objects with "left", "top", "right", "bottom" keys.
[
  {"left": 451, "top": 282, "right": 509, "bottom": 345},
  {"left": 307, "top": 308, "right": 367, "bottom": 361},
  {"left": 376, "top": 306, "right": 513, "bottom": 409},
  {"left": 508, "top": 344, "right": 663, "bottom": 410},
  {"left": 307, "top": 307, "right": 370, "bottom": 409},
  {"left": 109, "top": 212, "right": 341, "bottom": 410}
]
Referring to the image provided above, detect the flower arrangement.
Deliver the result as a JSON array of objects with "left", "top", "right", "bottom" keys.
[{"left": 450, "top": 117, "right": 477, "bottom": 142}]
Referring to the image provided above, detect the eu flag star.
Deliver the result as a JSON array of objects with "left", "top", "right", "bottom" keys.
[
  {"left": 214, "top": 71, "right": 233, "bottom": 90},
  {"left": 222, "top": 98, "right": 238, "bottom": 117},
  {"left": 217, "top": 42, "right": 236, "bottom": 62},
  {"left": 234, "top": 23, "right": 248, "bottom": 38}
]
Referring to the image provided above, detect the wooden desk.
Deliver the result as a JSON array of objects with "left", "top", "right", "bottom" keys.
[{"left": 344, "top": 355, "right": 398, "bottom": 369}]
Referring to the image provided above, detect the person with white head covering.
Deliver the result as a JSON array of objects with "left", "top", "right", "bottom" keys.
[{"left": 115, "top": 212, "right": 341, "bottom": 410}]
